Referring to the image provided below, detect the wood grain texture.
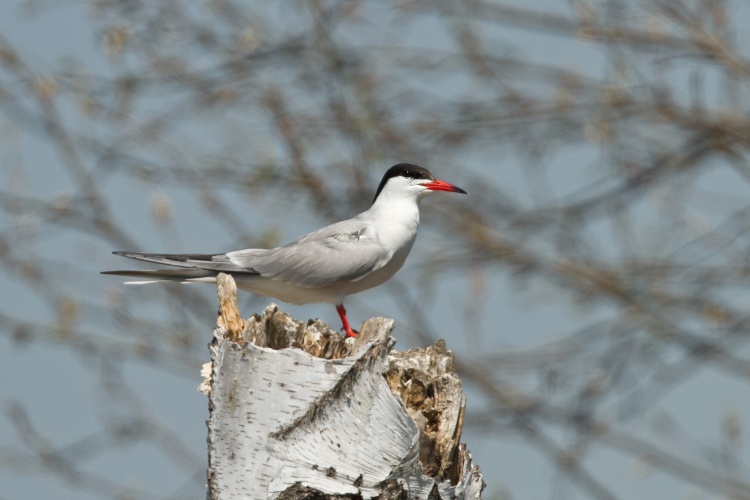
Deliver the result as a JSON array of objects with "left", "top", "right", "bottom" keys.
[{"left": 205, "top": 273, "right": 484, "bottom": 499}]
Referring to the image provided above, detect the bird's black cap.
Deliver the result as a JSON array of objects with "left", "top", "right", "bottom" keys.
[{"left": 372, "top": 163, "right": 435, "bottom": 204}]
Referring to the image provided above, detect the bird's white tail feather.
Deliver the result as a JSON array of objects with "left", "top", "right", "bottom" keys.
[{"left": 124, "top": 277, "right": 216, "bottom": 285}]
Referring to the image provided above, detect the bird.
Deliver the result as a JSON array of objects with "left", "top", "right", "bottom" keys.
[{"left": 103, "top": 163, "right": 467, "bottom": 338}]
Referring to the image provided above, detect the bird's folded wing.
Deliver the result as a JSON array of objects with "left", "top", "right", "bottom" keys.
[
  {"left": 110, "top": 251, "right": 262, "bottom": 273},
  {"left": 226, "top": 224, "right": 388, "bottom": 288}
]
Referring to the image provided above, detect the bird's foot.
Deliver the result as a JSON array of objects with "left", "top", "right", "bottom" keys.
[
  {"left": 335, "top": 303, "right": 358, "bottom": 338},
  {"left": 342, "top": 326, "right": 359, "bottom": 338}
]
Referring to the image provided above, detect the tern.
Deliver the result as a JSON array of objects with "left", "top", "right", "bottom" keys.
[{"left": 103, "top": 163, "right": 467, "bottom": 337}]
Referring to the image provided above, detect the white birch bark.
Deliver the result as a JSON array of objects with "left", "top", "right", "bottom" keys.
[{"left": 202, "top": 273, "right": 484, "bottom": 499}]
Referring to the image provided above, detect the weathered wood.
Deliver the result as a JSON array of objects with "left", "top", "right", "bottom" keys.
[
  {"left": 203, "top": 273, "right": 484, "bottom": 499},
  {"left": 386, "top": 341, "right": 467, "bottom": 483}
]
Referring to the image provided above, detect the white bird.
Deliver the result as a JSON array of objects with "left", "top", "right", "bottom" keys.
[{"left": 103, "top": 164, "right": 467, "bottom": 337}]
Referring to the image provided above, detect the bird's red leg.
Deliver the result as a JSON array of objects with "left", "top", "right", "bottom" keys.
[{"left": 336, "top": 303, "right": 358, "bottom": 338}]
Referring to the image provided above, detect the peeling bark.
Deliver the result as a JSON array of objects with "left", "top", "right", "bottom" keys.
[{"left": 204, "top": 273, "right": 484, "bottom": 499}]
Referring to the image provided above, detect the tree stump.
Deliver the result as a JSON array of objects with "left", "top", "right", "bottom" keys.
[{"left": 201, "top": 273, "right": 484, "bottom": 499}]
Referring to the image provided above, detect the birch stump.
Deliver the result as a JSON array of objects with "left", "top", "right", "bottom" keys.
[{"left": 201, "top": 273, "right": 484, "bottom": 499}]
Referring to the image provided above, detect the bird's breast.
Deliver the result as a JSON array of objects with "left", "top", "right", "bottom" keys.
[{"left": 340, "top": 222, "right": 417, "bottom": 295}]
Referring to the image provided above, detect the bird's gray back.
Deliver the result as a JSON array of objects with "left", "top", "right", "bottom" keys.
[{"left": 226, "top": 216, "right": 390, "bottom": 288}]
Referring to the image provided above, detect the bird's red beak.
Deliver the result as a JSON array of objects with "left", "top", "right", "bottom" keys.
[{"left": 423, "top": 179, "right": 468, "bottom": 194}]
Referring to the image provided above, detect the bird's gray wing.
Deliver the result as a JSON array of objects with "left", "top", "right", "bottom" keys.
[
  {"left": 109, "top": 251, "right": 261, "bottom": 273},
  {"left": 226, "top": 220, "right": 389, "bottom": 288}
]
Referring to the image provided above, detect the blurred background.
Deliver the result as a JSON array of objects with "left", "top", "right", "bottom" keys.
[{"left": 2, "top": 1, "right": 750, "bottom": 498}]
